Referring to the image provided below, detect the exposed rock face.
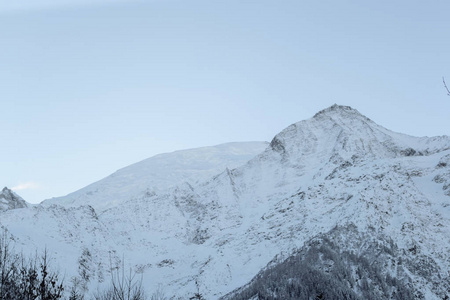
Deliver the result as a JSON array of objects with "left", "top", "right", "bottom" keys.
[{"left": 0, "top": 187, "right": 28, "bottom": 211}]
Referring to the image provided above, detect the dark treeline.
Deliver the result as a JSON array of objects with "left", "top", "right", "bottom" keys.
[
  {"left": 0, "top": 230, "right": 63, "bottom": 300},
  {"left": 221, "top": 224, "right": 432, "bottom": 300},
  {"left": 0, "top": 229, "right": 155, "bottom": 300}
]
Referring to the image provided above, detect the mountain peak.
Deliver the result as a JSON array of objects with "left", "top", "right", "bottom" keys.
[
  {"left": 2, "top": 186, "right": 13, "bottom": 195},
  {"left": 0, "top": 187, "right": 28, "bottom": 211},
  {"left": 313, "top": 104, "right": 363, "bottom": 119},
  {"left": 268, "top": 104, "right": 450, "bottom": 163}
]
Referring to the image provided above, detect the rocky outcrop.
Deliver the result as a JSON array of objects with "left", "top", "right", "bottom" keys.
[{"left": 0, "top": 187, "right": 28, "bottom": 211}]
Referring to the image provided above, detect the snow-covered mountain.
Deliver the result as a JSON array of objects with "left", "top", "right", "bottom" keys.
[
  {"left": 42, "top": 142, "right": 269, "bottom": 211},
  {"left": 0, "top": 187, "right": 28, "bottom": 211},
  {"left": 1, "top": 105, "right": 449, "bottom": 299}
]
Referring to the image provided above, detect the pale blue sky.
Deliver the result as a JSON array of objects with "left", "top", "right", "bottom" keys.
[{"left": 1, "top": 0, "right": 449, "bottom": 203}]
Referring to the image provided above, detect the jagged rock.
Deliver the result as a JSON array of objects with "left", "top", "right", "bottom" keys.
[{"left": 0, "top": 187, "right": 28, "bottom": 211}]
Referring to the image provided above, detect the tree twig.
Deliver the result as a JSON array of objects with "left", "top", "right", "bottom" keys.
[{"left": 443, "top": 77, "right": 450, "bottom": 96}]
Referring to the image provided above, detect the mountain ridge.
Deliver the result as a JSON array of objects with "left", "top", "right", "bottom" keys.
[{"left": 42, "top": 141, "right": 269, "bottom": 211}]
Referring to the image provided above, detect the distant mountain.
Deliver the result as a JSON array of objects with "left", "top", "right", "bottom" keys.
[
  {"left": 42, "top": 142, "right": 269, "bottom": 211},
  {"left": 1, "top": 105, "right": 449, "bottom": 299},
  {"left": 0, "top": 187, "right": 28, "bottom": 211}
]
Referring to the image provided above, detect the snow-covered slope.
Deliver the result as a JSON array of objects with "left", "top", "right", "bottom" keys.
[
  {"left": 0, "top": 187, "right": 28, "bottom": 211},
  {"left": 42, "top": 142, "right": 268, "bottom": 211},
  {"left": 1, "top": 105, "right": 449, "bottom": 299}
]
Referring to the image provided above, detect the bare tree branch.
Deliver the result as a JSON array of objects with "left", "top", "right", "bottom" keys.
[{"left": 443, "top": 77, "right": 450, "bottom": 96}]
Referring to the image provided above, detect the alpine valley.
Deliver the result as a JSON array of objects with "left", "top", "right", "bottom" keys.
[{"left": 1, "top": 105, "right": 449, "bottom": 299}]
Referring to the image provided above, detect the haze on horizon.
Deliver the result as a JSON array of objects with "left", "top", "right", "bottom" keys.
[{"left": 1, "top": 0, "right": 449, "bottom": 204}]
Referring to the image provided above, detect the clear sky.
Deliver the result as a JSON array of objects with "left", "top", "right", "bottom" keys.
[{"left": 1, "top": 0, "right": 449, "bottom": 204}]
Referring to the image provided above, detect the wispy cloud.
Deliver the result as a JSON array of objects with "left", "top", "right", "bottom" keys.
[{"left": 11, "top": 182, "right": 40, "bottom": 191}]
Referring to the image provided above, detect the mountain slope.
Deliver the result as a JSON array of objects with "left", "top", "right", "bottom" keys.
[
  {"left": 1, "top": 105, "right": 449, "bottom": 299},
  {"left": 42, "top": 142, "right": 268, "bottom": 211},
  {"left": 221, "top": 224, "right": 434, "bottom": 300}
]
